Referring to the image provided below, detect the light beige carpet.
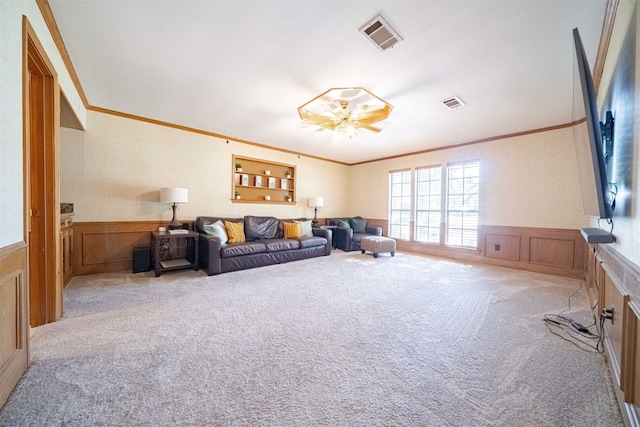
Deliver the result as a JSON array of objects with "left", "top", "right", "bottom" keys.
[{"left": 0, "top": 250, "right": 623, "bottom": 426}]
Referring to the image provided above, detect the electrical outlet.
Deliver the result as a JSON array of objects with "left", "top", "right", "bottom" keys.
[{"left": 602, "top": 307, "right": 614, "bottom": 324}]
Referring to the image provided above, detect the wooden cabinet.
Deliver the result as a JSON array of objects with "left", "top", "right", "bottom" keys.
[
  {"left": 232, "top": 155, "right": 296, "bottom": 204},
  {"left": 60, "top": 213, "right": 74, "bottom": 285}
]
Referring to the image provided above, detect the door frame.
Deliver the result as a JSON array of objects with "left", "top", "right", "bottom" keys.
[{"left": 23, "top": 17, "right": 61, "bottom": 326}]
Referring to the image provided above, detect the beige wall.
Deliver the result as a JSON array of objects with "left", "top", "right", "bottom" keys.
[
  {"left": 0, "top": 0, "right": 86, "bottom": 248},
  {"left": 61, "top": 110, "right": 349, "bottom": 222},
  {"left": 63, "top": 111, "right": 591, "bottom": 231},
  {"left": 595, "top": 0, "right": 640, "bottom": 263},
  {"left": 348, "top": 126, "right": 587, "bottom": 229}
]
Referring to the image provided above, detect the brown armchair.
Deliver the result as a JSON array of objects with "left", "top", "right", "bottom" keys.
[{"left": 326, "top": 217, "right": 382, "bottom": 252}]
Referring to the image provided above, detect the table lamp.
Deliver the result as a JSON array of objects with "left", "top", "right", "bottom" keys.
[
  {"left": 160, "top": 187, "right": 188, "bottom": 229},
  {"left": 308, "top": 196, "right": 324, "bottom": 226}
]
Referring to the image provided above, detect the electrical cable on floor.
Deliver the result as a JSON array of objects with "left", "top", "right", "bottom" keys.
[{"left": 542, "top": 256, "right": 604, "bottom": 353}]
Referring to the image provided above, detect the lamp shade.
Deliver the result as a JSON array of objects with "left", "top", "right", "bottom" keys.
[
  {"left": 160, "top": 187, "right": 188, "bottom": 204},
  {"left": 308, "top": 197, "right": 324, "bottom": 208}
]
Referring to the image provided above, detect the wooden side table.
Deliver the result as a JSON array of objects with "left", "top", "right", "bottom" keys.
[{"left": 151, "top": 231, "right": 199, "bottom": 277}]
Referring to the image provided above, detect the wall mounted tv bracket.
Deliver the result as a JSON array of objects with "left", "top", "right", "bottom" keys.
[
  {"left": 600, "top": 110, "right": 614, "bottom": 161},
  {"left": 600, "top": 110, "right": 617, "bottom": 213}
]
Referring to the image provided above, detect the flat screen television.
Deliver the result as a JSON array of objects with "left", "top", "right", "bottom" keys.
[{"left": 572, "top": 28, "right": 613, "bottom": 220}]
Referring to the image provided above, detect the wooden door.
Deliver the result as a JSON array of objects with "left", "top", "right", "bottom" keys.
[{"left": 25, "top": 22, "right": 60, "bottom": 327}]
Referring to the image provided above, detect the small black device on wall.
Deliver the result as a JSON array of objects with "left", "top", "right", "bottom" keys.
[{"left": 133, "top": 247, "right": 151, "bottom": 273}]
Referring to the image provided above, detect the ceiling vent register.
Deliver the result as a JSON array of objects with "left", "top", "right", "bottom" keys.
[
  {"left": 359, "top": 15, "right": 403, "bottom": 52},
  {"left": 441, "top": 96, "right": 466, "bottom": 110}
]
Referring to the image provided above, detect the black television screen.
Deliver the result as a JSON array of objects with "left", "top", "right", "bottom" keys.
[{"left": 572, "top": 28, "right": 613, "bottom": 220}]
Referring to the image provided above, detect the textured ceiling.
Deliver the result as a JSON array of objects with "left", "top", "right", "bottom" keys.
[{"left": 49, "top": 0, "right": 607, "bottom": 164}]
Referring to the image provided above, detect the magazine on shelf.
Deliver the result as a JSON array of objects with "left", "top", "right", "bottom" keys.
[{"left": 169, "top": 229, "right": 189, "bottom": 234}]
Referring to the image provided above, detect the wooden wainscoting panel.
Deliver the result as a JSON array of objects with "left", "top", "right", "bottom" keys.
[
  {"left": 629, "top": 301, "right": 640, "bottom": 423},
  {"left": 395, "top": 225, "right": 585, "bottom": 278},
  {"left": 0, "top": 244, "right": 29, "bottom": 408},
  {"left": 528, "top": 237, "right": 575, "bottom": 269},
  {"left": 73, "top": 221, "right": 168, "bottom": 276},
  {"left": 583, "top": 245, "right": 599, "bottom": 307},
  {"left": 82, "top": 231, "right": 152, "bottom": 265},
  {"left": 484, "top": 234, "right": 520, "bottom": 261},
  {"left": 624, "top": 301, "right": 640, "bottom": 403},
  {"left": 366, "top": 219, "right": 388, "bottom": 238},
  {"left": 602, "top": 262, "right": 630, "bottom": 387},
  {"left": 0, "top": 277, "right": 20, "bottom": 368},
  {"left": 593, "top": 244, "right": 640, "bottom": 425}
]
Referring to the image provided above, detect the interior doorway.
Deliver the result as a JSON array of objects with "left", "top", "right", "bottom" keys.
[{"left": 25, "top": 21, "right": 60, "bottom": 327}]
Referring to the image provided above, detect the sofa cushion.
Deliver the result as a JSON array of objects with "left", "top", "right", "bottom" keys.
[
  {"left": 203, "top": 220, "right": 228, "bottom": 245},
  {"left": 337, "top": 220, "right": 351, "bottom": 229},
  {"left": 283, "top": 222, "right": 301, "bottom": 238},
  {"left": 298, "top": 236, "right": 328, "bottom": 249},
  {"left": 295, "top": 219, "right": 313, "bottom": 237},
  {"left": 349, "top": 216, "right": 367, "bottom": 233},
  {"left": 225, "top": 220, "right": 246, "bottom": 243},
  {"left": 245, "top": 215, "right": 279, "bottom": 240},
  {"left": 327, "top": 218, "right": 344, "bottom": 227},
  {"left": 220, "top": 242, "right": 266, "bottom": 258},
  {"left": 264, "top": 239, "right": 301, "bottom": 252}
]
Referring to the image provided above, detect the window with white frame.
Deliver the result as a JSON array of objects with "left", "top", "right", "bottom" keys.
[
  {"left": 415, "top": 166, "right": 442, "bottom": 243},
  {"left": 389, "top": 160, "right": 479, "bottom": 248},
  {"left": 446, "top": 161, "right": 479, "bottom": 248},
  {"left": 389, "top": 170, "right": 412, "bottom": 239}
]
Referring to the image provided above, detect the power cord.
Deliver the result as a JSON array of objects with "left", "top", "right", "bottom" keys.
[{"left": 542, "top": 274, "right": 604, "bottom": 353}]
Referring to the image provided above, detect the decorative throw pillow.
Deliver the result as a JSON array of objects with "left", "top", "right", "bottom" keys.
[
  {"left": 283, "top": 222, "right": 301, "bottom": 239},
  {"left": 244, "top": 215, "right": 279, "bottom": 240},
  {"left": 349, "top": 216, "right": 367, "bottom": 233},
  {"left": 203, "top": 220, "right": 228, "bottom": 245},
  {"left": 224, "top": 221, "right": 245, "bottom": 243},
  {"left": 295, "top": 219, "right": 313, "bottom": 237},
  {"left": 337, "top": 220, "right": 351, "bottom": 229}
]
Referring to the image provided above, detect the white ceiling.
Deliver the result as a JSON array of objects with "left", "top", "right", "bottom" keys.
[{"left": 49, "top": 0, "right": 607, "bottom": 164}]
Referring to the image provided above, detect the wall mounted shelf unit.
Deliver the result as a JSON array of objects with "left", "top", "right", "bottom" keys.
[{"left": 232, "top": 155, "right": 296, "bottom": 204}]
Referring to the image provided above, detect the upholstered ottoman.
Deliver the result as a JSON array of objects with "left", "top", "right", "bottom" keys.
[{"left": 361, "top": 236, "right": 396, "bottom": 258}]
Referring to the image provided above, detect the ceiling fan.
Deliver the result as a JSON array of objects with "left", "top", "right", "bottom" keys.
[{"left": 298, "top": 87, "right": 393, "bottom": 139}]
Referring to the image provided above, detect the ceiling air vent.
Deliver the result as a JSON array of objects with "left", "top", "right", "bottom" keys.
[
  {"left": 359, "top": 15, "right": 403, "bottom": 52},
  {"left": 441, "top": 96, "right": 466, "bottom": 110}
]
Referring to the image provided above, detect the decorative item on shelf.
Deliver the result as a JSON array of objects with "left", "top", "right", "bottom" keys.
[
  {"left": 235, "top": 190, "right": 241, "bottom": 200},
  {"left": 280, "top": 178, "right": 288, "bottom": 189},
  {"left": 268, "top": 177, "right": 276, "bottom": 188},
  {"left": 308, "top": 196, "right": 324, "bottom": 226},
  {"left": 160, "top": 187, "right": 188, "bottom": 229},
  {"left": 235, "top": 163, "right": 242, "bottom": 172},
  {"left": 286, "top": 170, "right": 292, "bottom": 178},
  {"left": 286, "top": 195, "right": 293, "bottom": 202},
  {"left": 265, "top": 170, "right": 271, "bottom": 176},
  {"left": 265, "top": 195, "right": 271, "bottom": 201},
  {"left": 255, "top": 176, "right": 262, "bottom": 187},
  {"left": 241, "top": 174, "right": 249, "bottom": 186}
]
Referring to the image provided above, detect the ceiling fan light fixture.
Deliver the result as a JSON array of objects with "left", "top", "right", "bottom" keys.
[{"left": 298, "top": 87, "right": 392, "bottom": 139}]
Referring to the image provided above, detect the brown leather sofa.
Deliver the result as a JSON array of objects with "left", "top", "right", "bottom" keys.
[
  {"left": 195, "top": 215, "right": 332, "bottom": 275},
  {"left": 326, "top": 217, "right": 382, "bottom": 252}
]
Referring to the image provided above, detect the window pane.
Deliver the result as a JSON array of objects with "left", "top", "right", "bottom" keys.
[
  {"left": 415, "top": 166, "right": 441, "bottom": 243},
  {"left": 389, "top": 171, "right": 412, "bottom": 240},
  {"left": 446, "top": 161, "right": 479, "bottom": 248}
]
